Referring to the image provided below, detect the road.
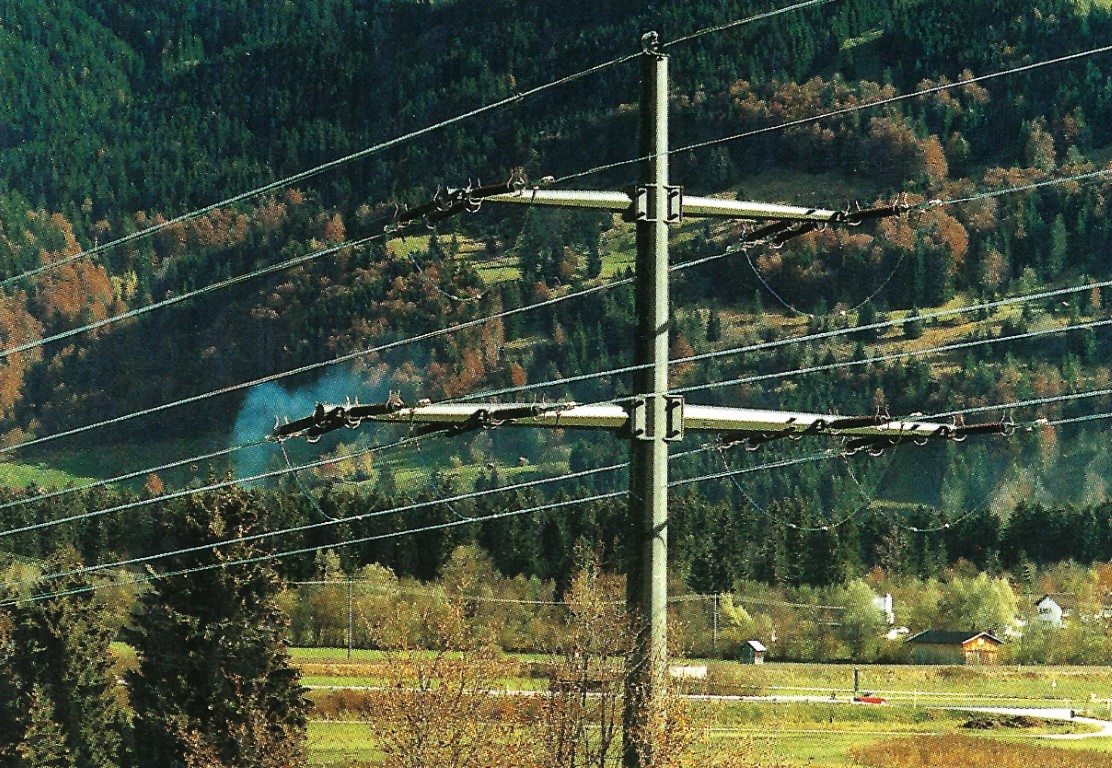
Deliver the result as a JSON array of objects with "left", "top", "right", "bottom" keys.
[{"left": 306, "top": 685, "right": 1112, "bottom": 738}]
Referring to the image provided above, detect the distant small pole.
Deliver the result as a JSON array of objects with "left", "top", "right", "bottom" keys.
[
  {"left": 853, "top": 667, "right": 860, "bottom": 697},
  {"left": 712, "top": 593, "right": 719, "bottom": 655},
  {"left": 347, "top": 579, "right": 354, "bottom": 660}
]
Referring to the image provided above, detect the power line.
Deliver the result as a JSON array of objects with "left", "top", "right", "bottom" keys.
[
  {"left": 0, "top": 439, "right": 264, "bottom": 516},
  {"left": 8, "top": 395, "right": 1110, "bottom": 606},
  {"left": 0, "top": 432, "right": 427, "bottom": 541},
  {"left": 1046, "top": 410, "right": 1112, "bottom": 428},
  {"left": 711, "top": 446, "right": 882, "bottom": 531},
  {"left": 934, "top": 387, "right": 1112, "bottom": 421},
  {"left": 661, "top": 0, "right": 835, "bottom": 49},
  {"left": 0, "top": 458, "right": 630, "bottom": 591},
  {"left": 0, "top": 446, "right": 827, "bottom": 604},
  {"left": 554, "top": 44, "right": 1112, "bottom": 184},
  {"left": 0, "top": 50, "right": 642, "bottom": 289},
  {"left": 0, "top": 234, "right": 385, "bottom": 362},
  {"left": 929, "top": 168, "right": 1112, "bottom": 209},
  {"left": 744, "top": 245, "right": 912, "bottom": 319},
  {"left": 0, "top": 275, "right": 632, "bottom": 457},
  {"left": 2, "top": 443, "right": 714, "bottom": 588},
  {"left": 672, "top": 316, "right": 1112, "bottom": 397},
  {"left": 450, "top": 277, "right": 1112, "bottom": 403},
  {"left": 0, "top": 489, "right": 629, "bottom": 607}
]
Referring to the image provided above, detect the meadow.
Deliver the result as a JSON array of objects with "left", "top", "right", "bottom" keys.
[{"left": 294, "top": 648, "right": 1112, "bottom": 767}]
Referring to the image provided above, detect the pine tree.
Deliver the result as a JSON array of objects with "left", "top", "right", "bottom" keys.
[
  {"left": 902, "top": 307, "right": 924, "bottom": 339},
  {"left": 705, "top": 306, "right": 723, "bottom": 343},
  {"left": 125, "top": 485, "right": 309, "bottom": 768}
]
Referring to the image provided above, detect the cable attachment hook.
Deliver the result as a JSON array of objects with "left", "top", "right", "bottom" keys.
[
  {"left": 640, "top": 31, "right": 662, "bottom": 56},
  {"left": 384, "top": 203, "right": 403, "bottom": 235},
  {"left": 949, "top": 413, "right": 968, "bottom": 442},
  {"left": 508, "top": 166, "right": 528, "bottom": 193},
  {"left": 1001, "top": 412, "right": 1018, "bottom": 436},
  {"left": 844, "top": 201, "right": 864, "bottom": 227}
]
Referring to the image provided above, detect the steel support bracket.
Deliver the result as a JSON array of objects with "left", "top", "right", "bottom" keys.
[
  {"left": 625, "top": 186, "right": 683, "bottom": 223},
  {"left": 626, "top": 395, "right": 685, "bottom": 441},
  {"left": 665, "top": 395, "right": 685, "bottom": 442}
]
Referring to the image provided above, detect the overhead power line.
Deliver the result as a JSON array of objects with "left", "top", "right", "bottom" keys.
[
  {"left": 8, "top": 117, "right": 1104, "bottom": 459},
  {"left": 0, "top": 458, "right": 632, "bottom": 591},
  {"left": 8, "top": 386, "right": 1110, "bottom": 605},
  {"left": 673, "top": 316, "right": 1112, "bottom": 397},
  {"left": 0, "top": 490, "right": 627, "bottom": 607},
  {"left": 929, "top": 168, "right": 1112, "bottom": 209},
  {"left": 0, "top": 439, "right": 264, "bottom": 515},
  {"left": 1046, "top": 410, "right": 1112, "bottom": 428},
  {"left": 0, "top": 275, "right": 632, "bottom": 457},
  {"left": 0, "top": 432, "right": 428, "bottom": 540},
  {"left": 0, "top": 449, "right": 834, "bottom": 604},
  {"left": 1, "top": 50, "right": 643, "bottom": 289},
  {"left": 0, "top": 441, "right": 712, "bottom": 581},
  {"left": 8, "top": 402, "right": 1087, "bottom": 608},
  {"left": 935, "top": 387, "right": 1112, "bottom": 421},
  {"left": 662, "top": 0, "right": 835, "bottom": 49},
  {"left": 451, "top": 277, "right": 1112, "bottom": 403},
  {"left": 555, "top": 43, "right": 1112, "bottom": 184},
  {"left": 0, "top": 234, "right": 386, "bottom": 362}
]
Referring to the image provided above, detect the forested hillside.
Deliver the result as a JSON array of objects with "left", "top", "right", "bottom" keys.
[{"left": 0, "top": 0, "right": 1110, "bottom": 588}]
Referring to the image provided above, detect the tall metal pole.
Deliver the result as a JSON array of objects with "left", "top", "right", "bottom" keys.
[{"left": 624, "top": 35, "right": 670, "bottom": 768}]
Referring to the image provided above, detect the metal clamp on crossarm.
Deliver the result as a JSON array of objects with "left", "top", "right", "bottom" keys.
[
  {"left": 270, "top": 393, "right": 405, "bottom": 442},
  {"left": 840, "top": 201, "right": 913, "bottom": 225},
  {"left": 950, "top": 420, "right": 1012, "bottom": 440}
]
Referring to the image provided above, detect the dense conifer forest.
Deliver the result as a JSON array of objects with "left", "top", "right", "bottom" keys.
[{"left": 0, "top": 0, "right": 1110, "bottom": 591}]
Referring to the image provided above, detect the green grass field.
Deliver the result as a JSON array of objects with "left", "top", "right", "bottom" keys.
[
  {"left": 305, "top": 697, "right": 1108, "bottom": 767},
  {"left": 291, "top": 649, "right": 1112, "bottom": 765}
]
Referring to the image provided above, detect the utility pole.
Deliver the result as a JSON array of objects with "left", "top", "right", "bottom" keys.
[
  {"left": 273, "top": 31, "right": 1009, "bottom": 768},
  {"left": 624, "top": 38, "right": 673, "bottom": 767},
  {"left": 713, "top": 593, "right": 719, "bottom": 655},
  {"left": 348, "top": 578, "right": 355, "bottom": 660}
]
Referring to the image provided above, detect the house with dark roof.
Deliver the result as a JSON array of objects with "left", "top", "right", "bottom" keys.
[{"left": 904, "top": 630, "right": 1004, "bottom": 665}]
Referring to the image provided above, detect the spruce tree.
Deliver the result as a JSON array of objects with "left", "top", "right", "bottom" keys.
[
  {"left": 125, "top": 484, "right": 308, "bottom": 768},
  {"left": 0, "top": 550, "right": 126, "bottom": 768},
  {"left": 17, "top": 686, "right": 74, "bottom": 768}
]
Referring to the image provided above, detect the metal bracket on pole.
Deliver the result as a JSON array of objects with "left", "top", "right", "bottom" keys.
[
  {"left": 665, "top": 395, "right": 685, "bottom": 442},
  {"left": 626, "top": 186, "right": 683, "bottom": 223},
  {"left": 626, "top": 395, "right": 685, "bottom": 442},
  {"left": 627, "top": 397, "right": 648, "bottom": 440}
]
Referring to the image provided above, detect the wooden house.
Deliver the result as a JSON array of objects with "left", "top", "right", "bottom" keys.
[
  {"left": 740, "top": 639, "right": 767, "bottom": 664},
  {"left": 904, "top": 630, "right": 1003, "bottom": 665}
]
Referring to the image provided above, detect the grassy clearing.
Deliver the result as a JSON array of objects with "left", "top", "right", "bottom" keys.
[
  {"left": 0, "top": 460, "right": 97, "bottom": 489},
  {"left": 853, "top": 733, "right": 1112, "bottom": 767},
  {"left": 309, "top": 720, "right": 379, "bottom": 766},
  {"left": 16, "top": 436, "right": 234, "bottom": 491}
]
